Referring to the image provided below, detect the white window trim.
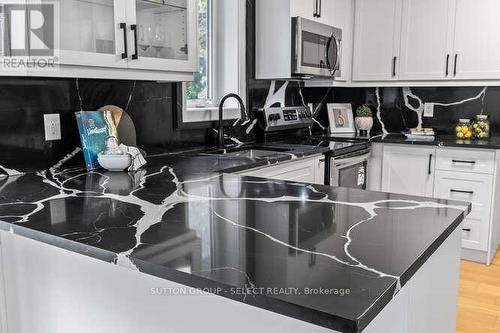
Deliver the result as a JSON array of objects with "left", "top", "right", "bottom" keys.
[{"left": 183, "top": 0, "right": 246, "bottom": 122}]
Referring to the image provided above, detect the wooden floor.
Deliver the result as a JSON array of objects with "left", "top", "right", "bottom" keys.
[{"left": 457, "top": 249, "right": 500, "bottom": 333}]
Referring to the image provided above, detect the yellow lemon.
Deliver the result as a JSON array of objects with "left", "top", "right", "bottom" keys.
[{"left": 457, "top": 132, "right": 464, "bottom": 138}]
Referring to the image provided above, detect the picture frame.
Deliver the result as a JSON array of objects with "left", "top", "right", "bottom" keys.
[{"left": 327, "top": 103, "right": 356, "bottom": 134}]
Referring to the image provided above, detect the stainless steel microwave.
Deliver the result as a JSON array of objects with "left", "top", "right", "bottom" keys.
[{"left": 292, "top": 17, "right": 342, "bottom": 78}]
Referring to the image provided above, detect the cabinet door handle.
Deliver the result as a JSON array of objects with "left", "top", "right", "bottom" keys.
[
  {"left": 452, "top": 159, "right": 476, "bottom": 165},
  {"left": 131, "top": 24, "right": 139, "bottom": 60},
  {"left": 462, "top": 228, "right": 471, "bottom": 232},
  {"left": 314, "top": 0, "right": 318, "bottom": 17},
  {"left": 392, "top": 56, "right": 397, "bottom": 77},
  {"left": 428, "top": 154, "right": 433, "bottom": 175},
  {"left": 453, "top": 54, "right": 458, "bottom": 76},
  {"left": 445, "top": 54, "right": 450, "bottom": 76},
  {"left": 318, "top": 0, "right": 322, "bottom": 17},
  {"left": 120, "top": 23, "right": 128, "bottom": 59},
  {"left": 450, "top": 189, "right": 474, "bottom": 195}
]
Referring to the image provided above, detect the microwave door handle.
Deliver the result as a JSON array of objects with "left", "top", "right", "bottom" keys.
[
  {"left": 335, "top": 38, "right": 342, "bottom": 72},
  {"left": 325, "top": 34, "right": 334, "bottom": 75}
]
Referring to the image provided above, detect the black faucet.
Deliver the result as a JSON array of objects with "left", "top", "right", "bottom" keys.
[{"left": 217, "top": 93, "right": 247, "bottom": 148}]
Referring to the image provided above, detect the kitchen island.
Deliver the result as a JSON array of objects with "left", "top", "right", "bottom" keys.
[{"left": 0, "top": 145, "right": 470, "bottom": 333}]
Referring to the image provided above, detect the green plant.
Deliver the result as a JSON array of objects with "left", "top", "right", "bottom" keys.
[{"left": 356, "top": 105, "right": 372, "bottom": 117}]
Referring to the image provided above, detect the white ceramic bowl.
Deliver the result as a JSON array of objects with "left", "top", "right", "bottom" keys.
[{"left": 98, "top": 154, "right": 132, "bottom": 172}]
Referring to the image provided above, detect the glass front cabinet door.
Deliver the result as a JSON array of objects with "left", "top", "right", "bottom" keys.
[
  {"left": 18, "top": 0, "right": 198, "bottom": 78},
  {"left": 30, "top": 0, "right": 127, "bottom": 69},
  {"left": 127, "top": 0, "right": 197, "bottom": 73}
]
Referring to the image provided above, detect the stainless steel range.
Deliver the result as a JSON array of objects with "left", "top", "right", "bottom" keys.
[
  {"left": 327, "top": 142, "right": 371, "bottom": 189},
  {"left": 273, "top": 135, "right": 372, "bottom": 189}
]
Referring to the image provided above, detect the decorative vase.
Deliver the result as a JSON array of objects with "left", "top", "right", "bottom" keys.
[{"left": 355, "top": 117, "right": 373, "bottom": 137}]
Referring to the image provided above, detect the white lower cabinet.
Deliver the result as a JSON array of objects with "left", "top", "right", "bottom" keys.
[
  {"left": 381, "top": 145, "right": 435, "bottom": 197},
  {"left": 433, "top": 148, "right": 499, "bottom": 264},
  {"left": 380, "top": 144, "right": 500, "bottom": 264},
  {"left": 434, "top": 170, "right": 493, "bottom": 251},
  {"left": 237, "top": 155, "right": 325, "bottom": 185}
]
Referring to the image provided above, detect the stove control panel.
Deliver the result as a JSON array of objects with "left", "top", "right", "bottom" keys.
[{"left": 261, "top": 106, "right": 314, "bottom": 132}]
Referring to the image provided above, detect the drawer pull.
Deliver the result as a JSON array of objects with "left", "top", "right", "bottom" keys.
[
  {"left": 452, "top": 159, "right": 476, "bottom": 165},
  {"left": 428, "top": 154, "right": 433, "bottom": 175},
  {"left": 450, "top": 189, "right": 474, "bottom": 195},
  {"left": 462, "top": 228, "right": 471, "bottom": 232}
]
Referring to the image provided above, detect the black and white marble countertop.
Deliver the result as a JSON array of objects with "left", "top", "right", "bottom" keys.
[
  {"left": 326, "top": 133, "right": 500, "bottom": 150},
  {"left": 0, "top": 142, "right": 470, "bottom": 333}
]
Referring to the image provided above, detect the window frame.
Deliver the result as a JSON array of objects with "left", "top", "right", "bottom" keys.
[
  {"left": 182, "top": 0, "right": 246, "bottom": 123},
  {"left": 186, "top": 0, "right": 215, "bottom": 108}
]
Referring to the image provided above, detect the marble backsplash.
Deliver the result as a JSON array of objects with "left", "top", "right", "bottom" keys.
[
  {"left": 250, "top": 81, "right": 500, "bottom": 137},
  {"left": 2, "top": 75, "right": 500, "bottom": 177},
  {"left": 331, "top": 86, "right": 500, "bottom": 135},
  {"left": 0, "top": 78, "right": 213, "bottom": 176}
]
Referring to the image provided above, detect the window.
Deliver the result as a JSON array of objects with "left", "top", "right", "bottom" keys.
[
  {"left": 182, "top": 0, "right": 246, "bottom": 123},
  {"left": 186, "top": 0, "right": 213, "bottom": 107}
]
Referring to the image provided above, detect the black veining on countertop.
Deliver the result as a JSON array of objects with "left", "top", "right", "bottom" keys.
[{"left": 0, "top": 145, "right": 470, "bottom": 332}]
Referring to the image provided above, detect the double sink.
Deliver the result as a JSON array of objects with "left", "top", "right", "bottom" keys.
[{"left": 203, "top": 146, "right": 293, "bottom": 160}]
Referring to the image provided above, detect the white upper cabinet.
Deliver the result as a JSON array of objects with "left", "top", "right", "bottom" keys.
[
  {"left": 290, "top": 0, "right": 340, "bottom": 26},
  {"left": 7, "top": 0, "right": 197, "bottom": 80},
  {"left": 352, "top": 0, "right": 402, "bottom": 81},
  {"left": 398, "top": 0, "right": 455, "bottom": 80},
  {"left": 126, "top": 0, "right": 197, "bottom": 73},
  {"left": 352, "top": 0, "right": 500, "bottom": 83},
  {"left": 32, "top": 0, "right": 127, "bottom": 69},
  {"left": 452, "top": 0, "right": 500, "bottom": 80},
  {"left": 290, "top": 0, "right": 317, "bottom": 21}
]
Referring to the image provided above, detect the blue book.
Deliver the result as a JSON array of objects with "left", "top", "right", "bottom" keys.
[{"left": 75, "top": 111, "right": 110, "bottom": 170}]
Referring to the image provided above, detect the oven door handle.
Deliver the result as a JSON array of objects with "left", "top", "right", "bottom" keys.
[{"left": 334, "top": 152, "right": 371, "bottom": 168}]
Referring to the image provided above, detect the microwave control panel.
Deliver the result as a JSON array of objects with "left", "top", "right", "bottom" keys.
[{"left": 261, "top": 106, "right": 314, "bottom": 132}]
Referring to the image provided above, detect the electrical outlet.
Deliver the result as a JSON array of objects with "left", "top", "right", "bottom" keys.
[
  {"left": 424, "top": 103, "right": 434, "bottom": 118},
  {"left": 44, "top": 114, "right": 61, "bottom": 141}
]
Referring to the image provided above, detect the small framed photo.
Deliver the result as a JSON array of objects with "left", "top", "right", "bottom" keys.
[{"left": 327, "top": 103, "right": 355, "bottom": 134}]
